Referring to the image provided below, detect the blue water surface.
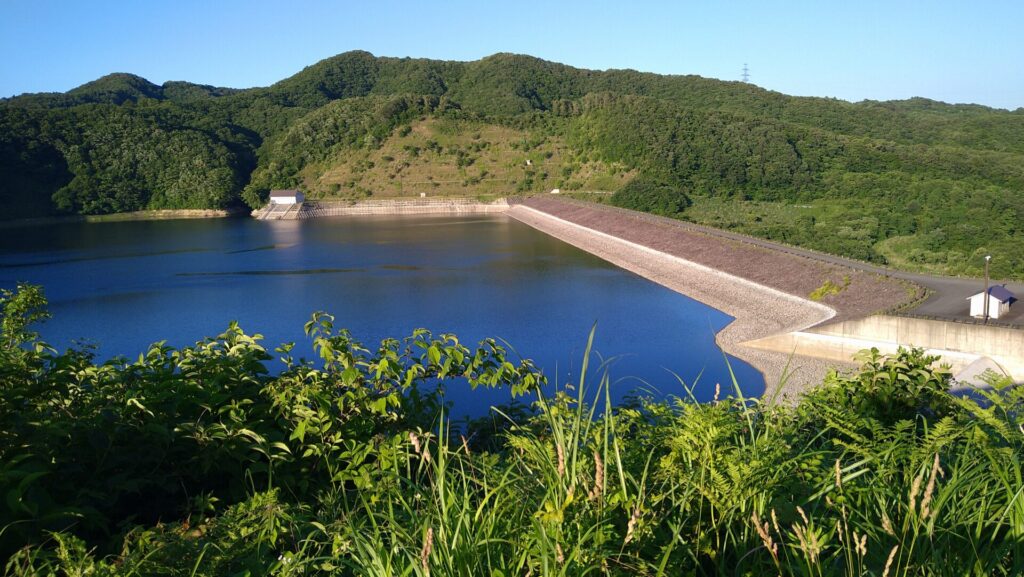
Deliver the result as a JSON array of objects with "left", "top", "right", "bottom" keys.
[{"left": 0, "top": 214, "right": 763, "bottom": 416}]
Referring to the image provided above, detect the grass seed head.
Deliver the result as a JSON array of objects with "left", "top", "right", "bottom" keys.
[
  {"left": 420, "top": 527, "right": 434, "bottom": 572},
  {"left": 855, "top": 532, "right": 867, "bottom": 557},
  {"left": 752, "top": 512, "right": 778, "bottom": 560},
  {"left": 881, "top": 511, "right": 895, "bottom": 536},
  {"left": 793, "top": 523, "right": 821, "bottom": 564},
  {"left": 556, "top": 442, "right": 565, "bottom": 477},
  {"left": 882, "top": 545, "right": 899, "bottom": 577},
  {"left": 921, "top": 453, "right": 944, "bottom": 522},
  {"left": 909, "top": 468, "right": 924, "bottom": 513},
  {"left": 625, "top": 505, "right": 641, "bottom": 545},
  {"left": 589, "top": 450, "right": 604, "bottom": 501},
  {"left": 410, "top": 431, "right": 430, "bottom": 462}
]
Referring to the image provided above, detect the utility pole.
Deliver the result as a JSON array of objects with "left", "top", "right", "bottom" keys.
[
  {"left": 983, "top": 255, "right": 992, "bottom": 322},
  {"left": 741, "top": 63, "right": 750, "bottom": 83}
]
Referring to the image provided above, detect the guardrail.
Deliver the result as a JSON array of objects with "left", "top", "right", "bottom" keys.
[{"left": 894, "top": 311, "right": 1024, "bottom": 330}]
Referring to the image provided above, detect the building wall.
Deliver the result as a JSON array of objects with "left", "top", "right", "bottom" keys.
[
  {"left": 969, "top": 295, "right": 983, "bottom": 317},
  {"left": 969, "top": 294, "right": 1011, "bottom": 319}
]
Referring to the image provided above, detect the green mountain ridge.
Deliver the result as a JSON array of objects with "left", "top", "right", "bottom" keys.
[
  {"left": 6, "top": 74, "right": 242, "bottom": 108},
  {"left": 2, "top": 51, "right": 1022, "bottom": 277}
]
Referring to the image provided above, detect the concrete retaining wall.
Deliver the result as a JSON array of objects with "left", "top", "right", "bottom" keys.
[
  {"left": 744, "top": 315, "right": 1024, "bottom": 379},
  {"left": 297, "top": 198, "right": 509, "bottom": 218},
  {"left": 813, "top": 315, "right": 1024, "bottom": 354}
]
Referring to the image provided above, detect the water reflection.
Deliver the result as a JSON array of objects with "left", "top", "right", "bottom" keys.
[{"left": 0, "top": 214, "right": 764, "bottom": 416}]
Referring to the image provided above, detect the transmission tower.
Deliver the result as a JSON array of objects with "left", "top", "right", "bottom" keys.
[{"left": 741, "top": 63, "right": 750, "bottom": 83}]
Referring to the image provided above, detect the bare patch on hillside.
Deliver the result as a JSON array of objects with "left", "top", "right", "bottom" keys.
[{"left": 299, "top": 118, "right": 634, "bottom": 199}]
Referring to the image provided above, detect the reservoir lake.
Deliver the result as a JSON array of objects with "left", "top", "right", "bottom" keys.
[{"left": 0, "top": 214, "right": 762, "bottom": 416}]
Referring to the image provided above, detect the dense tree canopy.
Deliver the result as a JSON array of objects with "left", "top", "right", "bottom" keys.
[
  {"left": 610, "top": 176, "right": 691, "bottom": 216},
  {"left": 2, "top": 51, "right": 1022, "bottom": 276}
]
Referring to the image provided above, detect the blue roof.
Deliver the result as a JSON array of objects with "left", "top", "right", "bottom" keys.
[{"left": 982, "top": 285, "right": 1016, "bottom": 302}]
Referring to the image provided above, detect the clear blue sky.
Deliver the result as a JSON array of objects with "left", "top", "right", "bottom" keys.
[{"left": 2, "top": 0, "right": 1022, "bottom": 110}]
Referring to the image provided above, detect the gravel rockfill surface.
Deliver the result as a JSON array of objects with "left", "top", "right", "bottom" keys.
[
  {"left": 507, "top": 200, "right": 890, "bottom": 400},
  {"left": 520, "top": 198, "right": 921, "bottom": 323}
]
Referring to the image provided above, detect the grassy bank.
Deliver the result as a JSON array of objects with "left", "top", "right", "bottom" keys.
[
  {"left": 1, "top": 285, "right": 1022, "bottom": 576},
  {"left": 81, "top": 208, "right": 246, "bottom": 222},
  {"left": 0, "top": 208, "right": 246, "bottom": 230}
]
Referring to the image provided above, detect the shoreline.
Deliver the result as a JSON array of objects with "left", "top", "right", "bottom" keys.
[
  {"left": 0, "top": 208, "right": 246, "bottom": 229},
  {"left": 506, "top": 205, "right": 848, "bottom": 400}
]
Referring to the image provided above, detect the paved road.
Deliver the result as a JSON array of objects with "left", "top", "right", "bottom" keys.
[
  {"left": 558, "top": 199, "right": 1024, "bottom": 327},
  {"left": 684, "top": 222, "right": 1024, "bottom": 325},
  {"left": 683, "top": 222, "right": 1024, "bottom": 325}
]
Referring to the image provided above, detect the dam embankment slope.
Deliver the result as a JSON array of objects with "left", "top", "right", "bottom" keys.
[{"left": 508, "top": 198, "right": 924, "bottom": 398}]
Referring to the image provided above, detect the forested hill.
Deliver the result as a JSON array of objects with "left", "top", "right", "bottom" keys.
[{"left": 3, "top": 51, "right": 1023, "bottom": 277}]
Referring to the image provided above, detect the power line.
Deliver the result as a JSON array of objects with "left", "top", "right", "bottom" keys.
[{"left": 741, "top": 63, "right": 750, "bottom": 83}]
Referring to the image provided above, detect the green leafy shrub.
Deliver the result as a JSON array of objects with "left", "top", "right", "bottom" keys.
[
  {"left": 611, "top": 177, "right": 691, "bottom": 216},
  {"left": 809, "top": 275, "right": 851, "bottom": 301},
  {"left": 0, "top": 286, "right": 544, "bottom": 563},
  {"left": 3, "top": 285, "right": 1023, "bottom": 576}
]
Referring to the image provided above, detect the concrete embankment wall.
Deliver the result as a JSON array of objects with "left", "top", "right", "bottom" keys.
[
  {"left": 297, "top": 198, "right": 509, "bottom": 218},
  {"left": 507, "top": 204, "right": 841, "bottom": 397},
  {"left": 745, "top": 315, "right": 1024, "bottom": 379}
]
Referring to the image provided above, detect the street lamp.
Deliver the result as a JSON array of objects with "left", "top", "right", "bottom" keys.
[{"left": 983, "top": 255, "right": 992, "bottom": 322}]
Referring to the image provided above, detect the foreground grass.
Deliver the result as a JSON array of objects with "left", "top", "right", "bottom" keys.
[{"left": 1, "top": 285, "right": 1022, "bottom": 576}]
